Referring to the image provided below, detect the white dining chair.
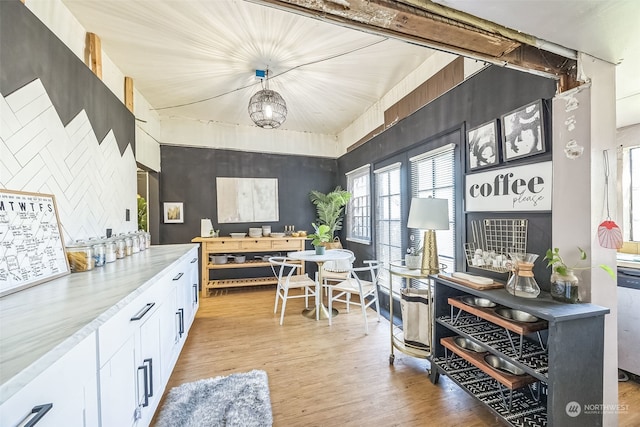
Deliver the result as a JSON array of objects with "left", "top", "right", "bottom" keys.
[
  {"left": 326, "top": 260, "right": 382, "bottom": 334},
  {"left": 269, "top": 256, "right": 317, "bottom": 325}
]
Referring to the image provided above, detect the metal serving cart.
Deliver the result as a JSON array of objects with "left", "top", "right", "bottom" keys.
[{"left": 387, "top": 261, "right": 435, "bottom": 365}]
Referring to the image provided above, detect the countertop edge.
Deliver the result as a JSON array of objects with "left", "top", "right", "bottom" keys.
[{"left": 0, "top": 243, "right": 198, "bottom": 404}]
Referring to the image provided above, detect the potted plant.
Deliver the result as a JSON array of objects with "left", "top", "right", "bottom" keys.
[
  {"left": 405, "top": 245, "right": 423, "bottom": 269},
  {"left": 308, "top": 223, "right": 331, "bottom": 255},
  {"left": 543, "top": 247, "right": 615, "bottom": 303},
  {"left": 308, "top": 186, "right": 352, "bottom": 239}
]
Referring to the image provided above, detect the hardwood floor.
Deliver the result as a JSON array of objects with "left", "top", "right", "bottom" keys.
[{"left": 153, "top": 287, "right": 640, "bottom": 427}]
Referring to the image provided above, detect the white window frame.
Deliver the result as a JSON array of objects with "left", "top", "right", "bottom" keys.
[
  {"left": 409, "top": 144, "right": 457, "bottom": 276},
  {"left": 346, "top": 164, "right": 371, "bottom": 244},
  {"left": 374, "top": 162, "right": 403, "bottom": 294}
]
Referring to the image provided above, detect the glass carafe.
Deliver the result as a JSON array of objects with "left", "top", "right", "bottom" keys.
[{"left": 506, "top": 252, "right": 541, "bottom": 298}]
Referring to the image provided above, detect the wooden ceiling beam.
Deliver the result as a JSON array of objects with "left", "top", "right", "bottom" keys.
[{"left": 255, "top": 0, "right": 577, "bottom": 89}]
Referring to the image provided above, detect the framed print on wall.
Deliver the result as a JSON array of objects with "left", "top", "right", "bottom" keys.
[
  {"left": 163, "top": 202, "right": 184, "bottom": 223},
  {"left": 501, "top": 99, "right": 546, "bottom": 161},
  {"left": 467, "top": 119, "right": 499, "bottom": 170}
]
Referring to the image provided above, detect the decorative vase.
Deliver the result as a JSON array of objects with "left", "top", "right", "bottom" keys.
[
  {"left": 550, "top": 269, "right": 580, "bottom": 303},
  {"left": 405, "top": 254, "right": 421, "bottom": 270},
  {"left": 315, "top": 245, "right": 326, "bottom": 255},
  {"left": 505, "top": 252, "right": 541, "bottom": 298}
]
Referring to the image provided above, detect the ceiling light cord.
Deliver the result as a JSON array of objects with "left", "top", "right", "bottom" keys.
[{"left": 152, "top": 37, "right": 388, "bottom": 112}]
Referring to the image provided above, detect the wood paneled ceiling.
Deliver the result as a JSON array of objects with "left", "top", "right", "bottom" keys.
[{"left": 60, "top": 0, "right": 638, "bottom": 135}]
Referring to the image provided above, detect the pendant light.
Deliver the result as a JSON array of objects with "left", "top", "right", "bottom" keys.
[{"left": 248, "top": 69, "right": 287, "bottom": 129}]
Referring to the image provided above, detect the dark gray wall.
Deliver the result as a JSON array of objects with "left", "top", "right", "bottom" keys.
[
  {"left": 0, "top": 1, "right": 134, "bottom": 155},
  {"left": 338, "top": 65, "right": 556, "bottom": 288},
  {"left": 159, "top": 146, "right": 337, "bottom": 244}
]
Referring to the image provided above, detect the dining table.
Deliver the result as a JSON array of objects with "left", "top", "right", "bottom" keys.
[{"left": 287, "top": 249, "right": 353, "bottom": 320}]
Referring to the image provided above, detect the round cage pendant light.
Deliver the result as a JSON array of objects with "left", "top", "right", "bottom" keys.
[{"left": 248, "top": 70, "right": 287, "bottom": 129}]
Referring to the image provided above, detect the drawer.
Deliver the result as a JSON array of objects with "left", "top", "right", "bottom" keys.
[
  {"left": 0, "top": 332, "right": 98, "bottom": 427},
  {"left": 272, "top": 238, "right": 305, "bottom": 250},
  {"left": 206, "top": 240, "right": 241, "bottom": 252},
  {"left": 241, "top": 239, "right": 273, "bottom": 250},
  {"left": 97, "top": 282, "right": 166, "bottom": 365}
]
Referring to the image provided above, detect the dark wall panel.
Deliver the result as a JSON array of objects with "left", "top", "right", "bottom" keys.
[
  {"left": 0, "top": 1, "right": 134, "bottom": 155},
  {"left": 159, "top": 146, "right": 337, "bottom": 245},
  {"left": 339, "top": 65, "right": 557, "bottom": 288}
]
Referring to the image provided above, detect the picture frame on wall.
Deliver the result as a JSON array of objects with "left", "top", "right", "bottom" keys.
[
  {"left": 467, "top": 119, "right": 500, "bottom": 170},
  {"left": 163, "top": 202, "right": 184, "bottom": 223},
  {"left": 501, "top": 99, "right": 546, "bottom": 161}
]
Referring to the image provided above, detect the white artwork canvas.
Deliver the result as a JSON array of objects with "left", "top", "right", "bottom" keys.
[{"left": 216, "top": 178, "right": 279, "bottom": 223}]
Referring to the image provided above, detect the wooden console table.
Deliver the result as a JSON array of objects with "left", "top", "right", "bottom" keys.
[{"left": 191, "top": 236, "right": 307, "bottom": 297}]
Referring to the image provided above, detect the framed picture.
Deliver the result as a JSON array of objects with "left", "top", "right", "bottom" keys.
[
  {"left": 163, "top": 202, "right": 184, "bottom": 223},
  {"left": 1, "top": 189, "right": 70, "bottom": 297},
  {"left": 467, "top": 119, "right": 499, "bottom": 170},
  {"left": 501, "top": 99, "right": 546, "bottom": 161}
]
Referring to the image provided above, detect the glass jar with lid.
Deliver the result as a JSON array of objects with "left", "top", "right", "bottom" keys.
[
  {"left": 91, "top": 240, "right": 106, "bottom": 267},
  {"left": 137, "top": 231, "right": 146, "bottom": 251},
  {"left": 104, "top": 238, "right": 117, "bottom": 263},
  {"left": 114, "top": 236, "right": 126, "bottom": 259},
  {"left": 124, "top": 235, "right": 133, "bottom": 256},
  {"left": 130, "top": 232, "right": 140, "bottom": 253},
  {"left": 65, "top": 241, "right": 94, "bottom": 272}
]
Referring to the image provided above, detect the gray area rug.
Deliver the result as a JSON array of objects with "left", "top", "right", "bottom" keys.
[{"left": 155, "top": 369, "right": 273, "bottom": 427}]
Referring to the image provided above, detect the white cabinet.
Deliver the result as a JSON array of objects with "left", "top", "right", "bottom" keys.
[
  {"left": 184, "top": 255, "right": 200, "bottom": 332},
  {"left": 0, "top": 332, "right": 98, "bottom": 427},
  {"left": 98, "top": 246, "right": 199, "bottom": 427},
  {"left": 158, "top": 253, "right": 199, "bottom": 382},
  {"left": 98, "top": 289, "right": 164, "bottom": 427},
  {"left": 0, "top": 245, "right": 199, "bottom": 427}
]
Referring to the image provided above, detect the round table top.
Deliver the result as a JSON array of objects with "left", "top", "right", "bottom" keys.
[{"left": 287, "top": 249, "right": 352, "bottom": 263}]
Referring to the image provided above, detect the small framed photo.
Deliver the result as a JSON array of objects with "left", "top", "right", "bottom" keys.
[
  {"left": 163, "top": 202, "right": 184, "bottom": 223},
  {"left": 467, "top": 119, "right": 499, "bottom": 170},
  {"left": 501, "top": 99, "right": 546, "bottom": 161}
]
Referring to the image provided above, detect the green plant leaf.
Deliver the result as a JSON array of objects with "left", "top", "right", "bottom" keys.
[
  {"left": 599, "top": 264, "right": 616, "bottom": 279},
  {"left": 578, "top": 247, "right": 587, "bottom": 261}
]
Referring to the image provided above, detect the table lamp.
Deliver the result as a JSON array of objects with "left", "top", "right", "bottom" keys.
[{"left": 407, "top": 197, "right": 450, "bottom": 275}]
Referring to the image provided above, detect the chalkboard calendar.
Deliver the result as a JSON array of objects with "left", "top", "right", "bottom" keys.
[{"left": 0, "top": 189, "right": 70, "bottom": 297}]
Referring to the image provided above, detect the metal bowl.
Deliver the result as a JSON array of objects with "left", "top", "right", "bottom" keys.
[
  {"left": 484, "top": 354, "right": 526, "bottom": 376},
  {"left": 211, "top": 255, "right": 227, "bottom": 264},
  {"left": 494, "top": 308, "right": 539, "bottom": 323},
  {"left": 453, "top": 336, "right": 486, "bottom": 353},
  {"left": 460, "top": 295, "right": 497, "bottom": 308}
]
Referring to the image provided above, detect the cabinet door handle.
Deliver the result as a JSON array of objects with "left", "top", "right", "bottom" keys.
[
  {"left": 143, "top": 358, "right": 154, "bottom": 398},
  {"left": 138, "top": 364, "right": 149, "bottom": 407},
  {"left": 177, "top": 308, "right": 185, "bottom": 337},
  {"left": 193, "top": 283, "right": 199, "bottom": 304},
  {"left": 23, "top": 403, "right": 53, "bottom": 427},
  {"left": 191, "top": 257, "right": 197, "bottom": 264},
  {"left": 173, "top": 272, "right": 184, "bottom": 281},
  {"left": 130, "top": 302, "right": 155, "bottom": 321}
]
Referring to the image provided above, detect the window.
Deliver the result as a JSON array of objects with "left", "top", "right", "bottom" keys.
[
  {"left": 410, "top": 144, "right": 456, "bottom": 275},
  {"left": 374, "top": 162, "right": 403, "bottom": 293},
  {"left": 346, "top": 164, "right": 371, "bottom": 244},
  {"left": 622, "top": 145, "right": 640, "bottom": 241}
]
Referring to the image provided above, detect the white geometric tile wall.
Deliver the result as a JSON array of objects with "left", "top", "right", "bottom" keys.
[{"left": 0, "top": 79, "right": 137, "bottom": 244}]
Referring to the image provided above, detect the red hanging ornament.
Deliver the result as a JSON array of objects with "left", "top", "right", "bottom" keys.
[
  {"left": 598, "top": 151, "right": 622, "bottom": 249},
  {"left": 598, "top": 220, "right": 623, "bottom": 249}
]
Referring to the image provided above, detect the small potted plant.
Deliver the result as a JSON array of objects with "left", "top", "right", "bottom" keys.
[
  {"left": 308, "top": 223, "right": 331, "bottom": 255},
  {"left": 544, "top": 247, "right": 615, "bottom": 303},
  {"left": 405, "top": 245, "right": 423, "bottom": 270},
  {"left": 308, "top": 186, "right": 352, "bottom": 241}
]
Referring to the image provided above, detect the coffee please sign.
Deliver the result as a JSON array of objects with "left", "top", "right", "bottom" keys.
[{"left": 465, "top": 162, "right": 552, "bottom": 212}]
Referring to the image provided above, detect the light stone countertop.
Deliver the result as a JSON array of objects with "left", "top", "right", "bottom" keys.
[{"left": 0, "top": 243, "right": 199, "bottom": 404}]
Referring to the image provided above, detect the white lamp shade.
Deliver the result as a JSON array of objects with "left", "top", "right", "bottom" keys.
[{"left": 407, "top": 197, "right": 449, "bottom": 230}]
